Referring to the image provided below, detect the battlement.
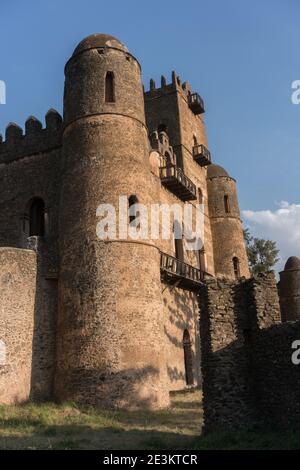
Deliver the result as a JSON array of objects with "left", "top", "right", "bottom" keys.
[
  {"left": 144, "top": 70, "right": 192, "bottom": 98},
  {"left": 144, "top": 71, "right": 205, "bottom": 114},
  {"left": 0, "top": 109, "right": 63, "bottom": 164}
]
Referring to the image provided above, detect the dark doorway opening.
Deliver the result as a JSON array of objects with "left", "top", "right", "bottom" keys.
[
  {"left": 29, "top": 198, "right": 45, "bottom": 237},
  {"left": 183, "top": 329, "right": 194, "bottom": 386}
]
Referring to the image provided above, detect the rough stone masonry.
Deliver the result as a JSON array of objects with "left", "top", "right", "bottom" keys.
[{"left": 0, "top": 33, "right": 299, "bottom": 424}]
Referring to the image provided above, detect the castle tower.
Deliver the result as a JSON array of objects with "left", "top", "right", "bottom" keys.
[
  {"left": 56, "top": 34, "right": 169, "bottom": 408},
  {"left": 144, "top": 72, "right": 216, "bottom": 275},
  {"left": 278, "top": 256, "right": 300, "bottom": 321},
  {"left": 207, "top": 164, "right": 250, "bottom": 279}
]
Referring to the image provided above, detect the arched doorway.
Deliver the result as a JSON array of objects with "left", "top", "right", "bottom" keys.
[{"left": 183, "top": 329, "right": 194, "bottom": 386}]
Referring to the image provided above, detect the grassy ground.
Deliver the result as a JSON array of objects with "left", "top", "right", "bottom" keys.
[
  {"left": 0, "top": 389, "right": 202, "bottom": 450},
  {"left": 0, "top": 389, "right": 299, "bottom": 450}
]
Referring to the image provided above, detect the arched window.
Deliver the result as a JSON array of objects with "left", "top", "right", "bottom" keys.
[
  {"left": 105, "top": 71, "right": 115, "bottom": 103},
  {"left": 29, "top": 198, "right": 45, "bottom": 236},
  {"left": 193, "top": 135, "right": 198, "bottom": 146},
  {"left": 233, "top": 256, "right": 240, "bottom": 280},
  {"left": 183, "top": 330, "right": 194, "bottom": 386},
  {"left": 128, "top": 195, "right": 139, "bottom": 225},
  {"left": 224, "top": 194, "right": 230, "bottom": 214}
]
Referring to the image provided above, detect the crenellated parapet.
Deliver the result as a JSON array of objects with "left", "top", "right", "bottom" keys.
[
  {"left": 145, "top": 70, "right": 192, "bottom": 98},
  {"left": 144, "top": 70, "right": 205, "bottom": 115},
  {"left": 0, "top": 109, "right": 62, "bottom": 164}
]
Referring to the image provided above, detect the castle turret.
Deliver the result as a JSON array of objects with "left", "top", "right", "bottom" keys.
[
  {"left": 278, "top": 256, "right": 300, "bottom": 321},
  {"left": 56, "top": 34, "right": 169, "bottom": 408},
  {"left": 207, "top": 164, "right": 250, "bottom": 279}
]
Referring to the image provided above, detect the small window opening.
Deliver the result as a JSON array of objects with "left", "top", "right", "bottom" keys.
[
  {"left": 183, "top": 330, "right": 194, "bottom": 386},
  {"left": 128, "top": 195, "right": 139, "bottom": 225},
  {"left": 224, "top": 195, "right": 230, "bottom": 214},
  {"left": 105, "top": 71, "right": 115, "bottom": 103},
  {"left": 233, "top": 256, "right": 240, "bottom": 280},
  {"left": 198, "top": 188, "right": 203, "bottom": 205},
  {"left": 198, "top": 248, "right": 206, "bottom": 273},
  {"left": 174, "top": 220, "right": 184, "bottom": 261},
  {"left": 29, "top": 198, "right": 45, "bottom": 237}
]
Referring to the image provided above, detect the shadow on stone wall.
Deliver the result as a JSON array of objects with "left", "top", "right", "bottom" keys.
[
  {"left": 163, "top": 287, "right": 200, "bottom": 387},
  {"left": 199, "top": 274, "right": 300, "bottom": 432},
  {"left": 29, "top": 237, "right": 57, "bottom": 402},
  {"left": 54, "top": 365, "right": 167, "bottom": 410}
]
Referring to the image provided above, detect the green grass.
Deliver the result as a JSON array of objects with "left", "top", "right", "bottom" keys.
[
  {"left": 0, "top": 390, "right": 299, "bottom": 449},
  {"left": 0, "top": 390, "right": 202, "bottom": 450}
]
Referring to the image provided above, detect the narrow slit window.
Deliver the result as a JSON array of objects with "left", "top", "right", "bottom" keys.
[
  {"left": 183, "top": 329, "right": 194, "bottom": 386},
  {"left": 233, "top": 257, "right": 240, "bottom": 280},
  {"left": 224, "top": 195, "right": 230, "bottom": 214},
  {"left": 105, "top": 71, "right": 115, "bottom": 103},
  {"left": 198, "top": 188, "right": 203, "bottom": 205}
]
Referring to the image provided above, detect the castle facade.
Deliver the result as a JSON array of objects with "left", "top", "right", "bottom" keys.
[{"left": 0, "top": 34, "right": 250, "bottom": 408}]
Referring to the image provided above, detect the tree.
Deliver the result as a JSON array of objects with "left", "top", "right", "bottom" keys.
[{"left": 243, "top": 228, "right": 280, "bottom": 275}]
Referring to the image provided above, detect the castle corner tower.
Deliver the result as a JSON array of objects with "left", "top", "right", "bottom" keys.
[
  {"left": 56, "top": 34, "right": 169, "bottom": 409},
  {"left": 207, "top": 164, "right": 250, "bottom": 280}
]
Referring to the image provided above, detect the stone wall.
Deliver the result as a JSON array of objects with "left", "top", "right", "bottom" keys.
[
  {"left": 0, "top": 244, "right": 57, "bottom": 404},
  {"left": 0, "top": 248, "right": 37, "bottom": 403},
  {"left": 0, "top": 110, "right": 62, "bottom": 278},
  {"left": 28, "top": 237, "right": 57, "bottom": 401},
  {"left": 199, "top": 273, "right": 300, "bottom": 431}
]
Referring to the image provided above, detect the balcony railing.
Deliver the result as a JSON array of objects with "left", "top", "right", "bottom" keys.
[
  {"left": 193, "top": 144, "right": 212, "bottom": 167},
  {"left": 188, "top": 93, "right": 205, "bottom": 115},
  {"left": 160, "top": 164, "right": 197, "bottom": 201},
  {"left": 160, "top": 252, "right": 203, "bottom": 289}
]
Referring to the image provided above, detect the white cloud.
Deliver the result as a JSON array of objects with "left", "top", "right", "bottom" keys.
[{"left": 242, "top": 201, "right": 300, "bottom": 273}]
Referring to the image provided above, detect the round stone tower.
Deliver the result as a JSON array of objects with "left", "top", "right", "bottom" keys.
[
  {"left": 56, "top": 34, "right": 169, "bottom": 409},
  {"left": 207, "top": 164, "right": 250, "bottom": 280},
  {"left": 278, "top": 256, "right": 300, "bottom": 322}
]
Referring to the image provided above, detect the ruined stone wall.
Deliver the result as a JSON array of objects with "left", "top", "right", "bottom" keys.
[
  {"left": 0, "top": 244, "right": 57, "bottom": 404},
  {"left": 199, "top": 277, "right": 255, "bottom": 431},
  {"left": 198, "top": 273, "right": 298, "bottom": 432},
  {"left": 0, "top": 248, "right": 37, "bottom": 403},
  {"left": 28, "top": 237, "right": 57, "bottom": 401},
  {"left": 251, "top": 322, "right": 300, "bottom": 429}
]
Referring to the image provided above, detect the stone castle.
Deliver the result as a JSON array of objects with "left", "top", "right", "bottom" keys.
[{"left": 0, "top": 34, "right": 299, "bottom": 429}]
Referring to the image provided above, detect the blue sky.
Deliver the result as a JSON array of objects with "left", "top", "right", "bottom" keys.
[{"left": 0, "top": 0, "right": 299, "bottom": 268}]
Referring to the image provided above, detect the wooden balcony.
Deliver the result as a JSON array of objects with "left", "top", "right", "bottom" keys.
[
  {"left": 160, "top": 165, "right": 197, "bottom": 201},
  {"left": 160, "top": 252, "right": 203, "bottom": 290},
  {"left": 188, "top": 93, "right": 205, "bottom": 115},
  {"left": 193, "top": 144, "right": 212, "bottom": 167}
]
